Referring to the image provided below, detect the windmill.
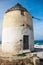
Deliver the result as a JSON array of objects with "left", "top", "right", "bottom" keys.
[
  {"left": 20, "top": 16, "right": 41, "bottom": 33},
  {"left": 2, "top": 3, "right": 40, "bottom": 55}
]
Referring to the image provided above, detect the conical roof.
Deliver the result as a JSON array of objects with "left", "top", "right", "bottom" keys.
[{"left": 5, "top": 3, "right": 28, "bottom": 13}]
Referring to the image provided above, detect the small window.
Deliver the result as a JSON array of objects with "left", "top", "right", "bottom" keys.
[
  {"left": 23, "top": 35, "right": 29, "bottom": 50},
  {"left": 21, "top": 10, "right": 24, "bottom": 15}
]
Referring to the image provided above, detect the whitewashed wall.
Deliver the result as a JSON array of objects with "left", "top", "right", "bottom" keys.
[{"left": 2, "top": 10, "right": 34, "bottom": 54}]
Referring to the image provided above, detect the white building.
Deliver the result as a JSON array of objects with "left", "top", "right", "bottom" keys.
[{"left": 2, "top": 3, "right": 34, "bottom": 55}]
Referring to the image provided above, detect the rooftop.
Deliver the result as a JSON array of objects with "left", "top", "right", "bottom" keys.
[{"left": 5, "top": 3, "right": 28, "bottom": 13}]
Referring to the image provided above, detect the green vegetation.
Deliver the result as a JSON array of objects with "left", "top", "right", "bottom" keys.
[{"left": 17, "top": 53, "right": 26, "bottom": 57}]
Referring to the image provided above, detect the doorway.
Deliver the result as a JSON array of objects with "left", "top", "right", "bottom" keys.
[{"left": 23, "top": 35, "right": 29, "bottom": 50}]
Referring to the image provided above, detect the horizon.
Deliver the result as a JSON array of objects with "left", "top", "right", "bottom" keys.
[{"left": 0, "top": 0, "right": 43, "bottom": 41}]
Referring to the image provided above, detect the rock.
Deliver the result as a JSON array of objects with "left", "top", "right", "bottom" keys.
[
  {"left": 0, "top": 53, "right": 40, "bottom": 65},
  {"left": 1, "top": 63, "right": 5, "bottom": 65},
  {"left": 27, "top": 63, "right": 33, "bottom": 65},
  {"left": 32, "top": 54, "right": 40, "bottom": 65}
]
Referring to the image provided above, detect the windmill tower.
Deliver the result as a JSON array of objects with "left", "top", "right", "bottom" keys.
[{"left": 2, "top": 3, "right": 34, "bottom": 55}]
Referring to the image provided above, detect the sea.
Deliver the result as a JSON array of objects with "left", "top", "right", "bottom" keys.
[{"left": 34, "top": 40, "right": 43, "bottom": 45}]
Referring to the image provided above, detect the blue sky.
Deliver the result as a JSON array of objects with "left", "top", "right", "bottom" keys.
[{"left": 0, "top": 0, "right": 43, "bottom": 41}]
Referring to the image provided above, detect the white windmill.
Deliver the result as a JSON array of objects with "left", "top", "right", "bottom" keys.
[{"left": 2, "top": 3, "right": 40, "bottom": 55}]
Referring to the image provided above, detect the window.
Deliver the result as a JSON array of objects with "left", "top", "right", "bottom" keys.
[
  {"left": 21, "top": 10, "right": 24, "bottom": 15},
  {"left": 23, "top": 35, "right": 29, "bottom": 50}
]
